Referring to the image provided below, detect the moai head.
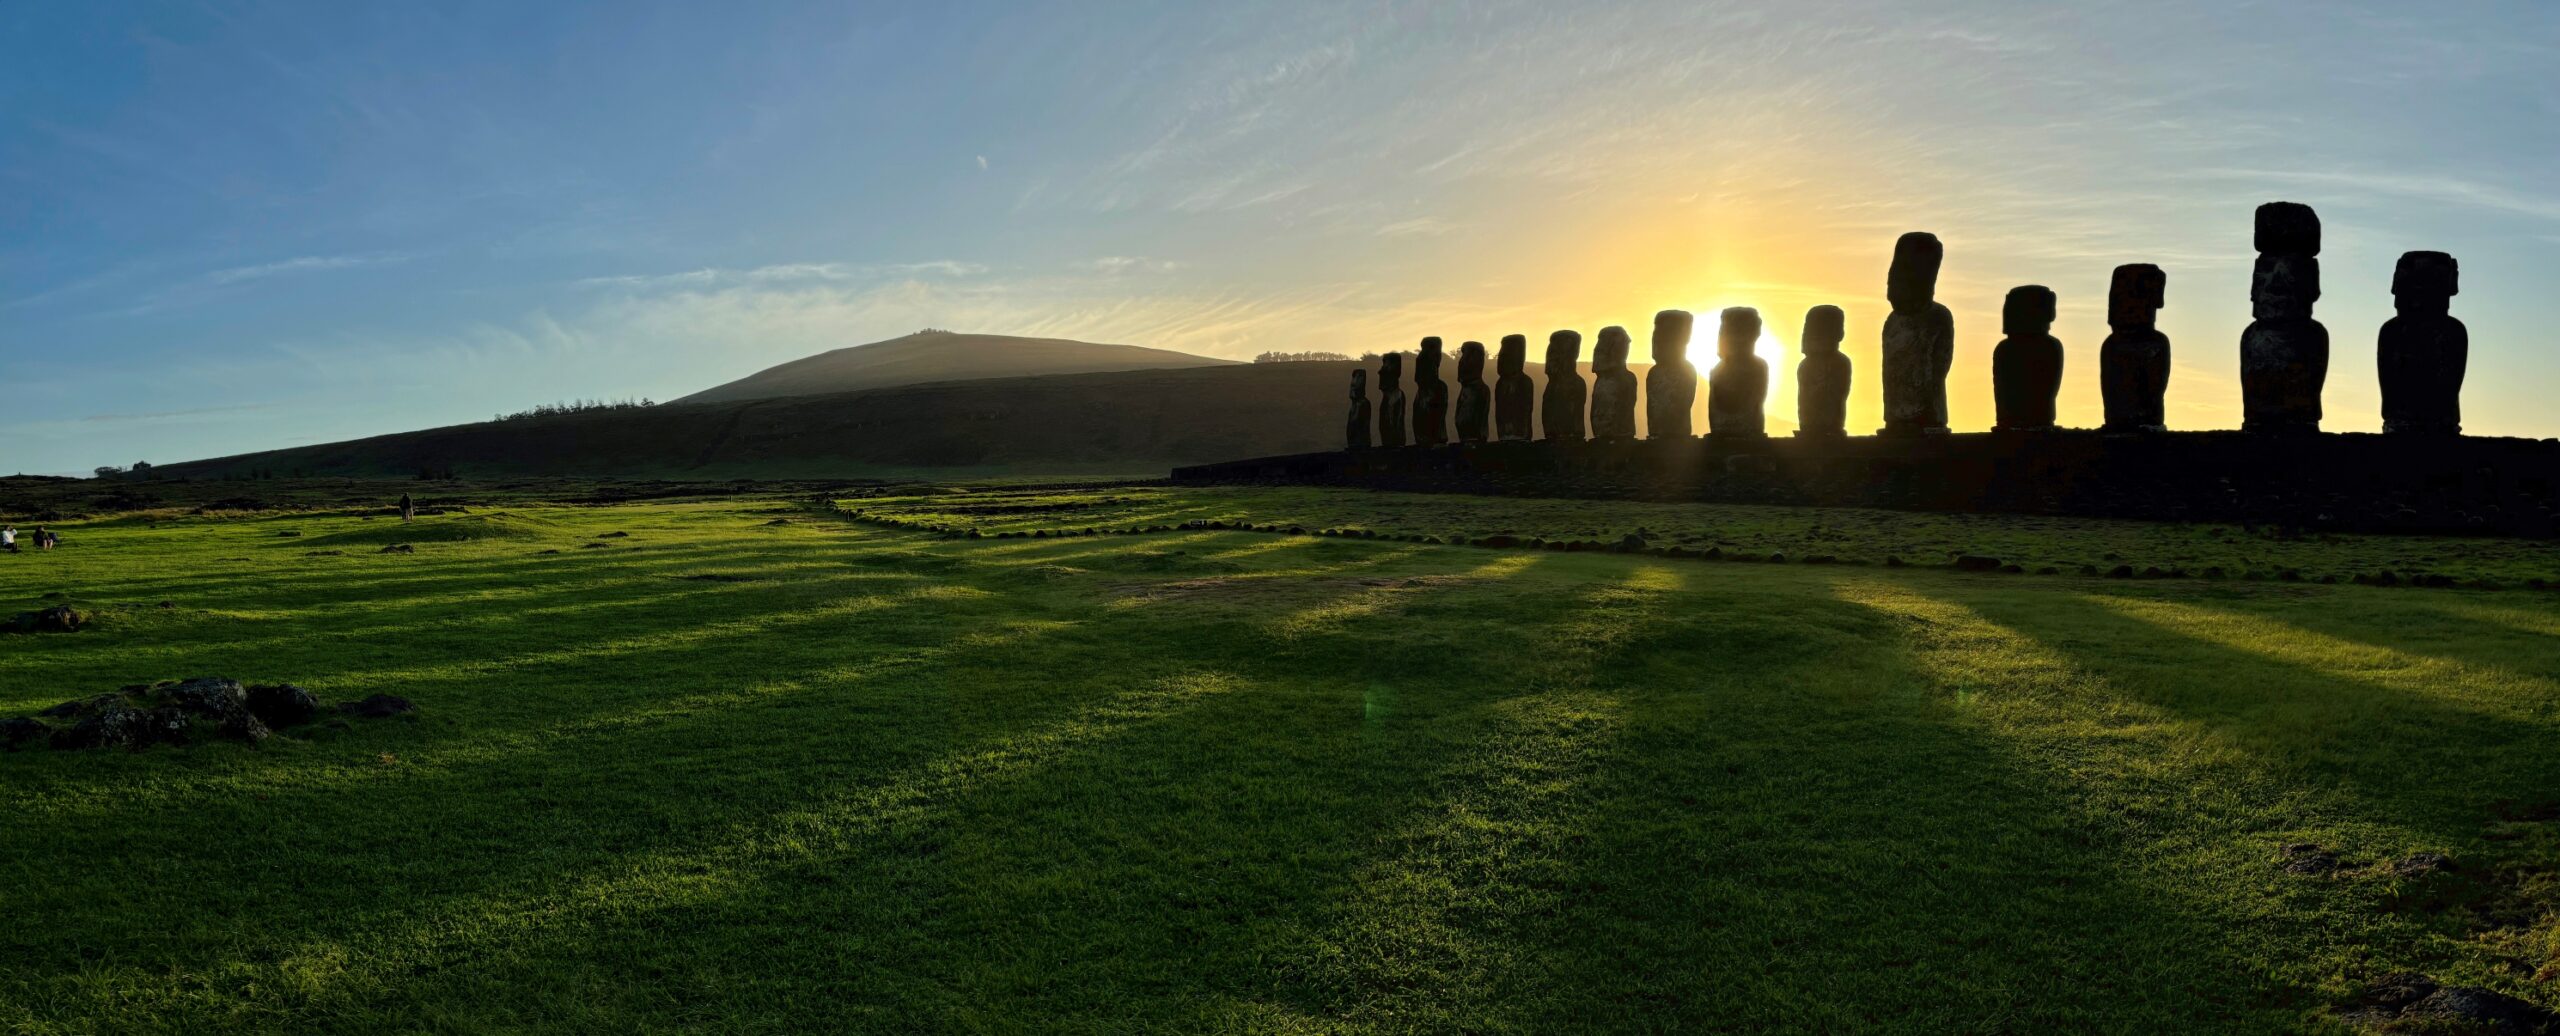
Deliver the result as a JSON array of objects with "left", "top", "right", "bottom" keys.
[
  {"left": 1801, "top": 305, "right": 1845, "bottom": 356},
  {"left": 1379, "top": 351, "right": 1404, "bottom": 389},
  {"left": 2250, "top": 253, "right": 2321, "bottom": 319},
  {"left": 2254, "top": 202, "right": 2322, "bottom": 256},
  {"left": 2002, "top": 286, "right": 2057, "bottom": 336},
  {"left": 2108, "top": 264, "right": 2167, "bottom": 329},
  {"left": 1592, "top": 326, "right": 1631, "bottom": 372},
  {"left": 1458, "top": 341, "right": 1487, "bottom": 382},
  {"left": 1887, "top": 232, "right": 1944, "bottom": 312},
  {"left": 1650, "top": 309, "right": 1694, "bottom": 366},
  {"left": 2392, "top": 251, "right": 2459, "bottom": 316},
  {"left": 1416, "top": 337, "right": 1444, "bottom": 377},
  {"left": 1544, "top": 329, "right": 1583, "bottom": 371},
  {"left": 1349, "top": 368, "right": 1367, "bottom": 399},
  {"left": 1498, "top": 334, "right": 1527, "bottom": 377},
  {"left": 1718, "top": 307, "right": 1762, "bottom": 360}
]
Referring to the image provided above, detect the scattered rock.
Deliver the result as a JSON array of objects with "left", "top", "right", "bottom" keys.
[
  {"left": 303, "top": 550, "right": 344, "bottom": 557},
  {"left": 2391, "top": 851, "right": 2457, "bottom": 879},
  {"left": 1, "top": 717, "right": 46, "bottom": 749},
  {"left": 1884, "top": 555, "right": 1904, "bottom": 567},
  {"left": 1954, "top": 555, "right": 2003, "bottom": 572},
  {"left": 156, "top": 601, "right": 175, "bottom": 609},
  {"left": 536, "top": 549, "right": 562, "bottom": 556},
  {"left": 596, "top": 531, "right": 630, "bottom": 539},
  {"left": 579, "top": 542, "right": 610, "bottom": 550},
  {"left": 378, "top": 544, "right": 415, "bottom": 555},
  {"left": 244, "top": 684, "right": 321, "bottom": 728},
  {"left": 1613, "top": 533, "right": 1649, "bottom": 553},
  {"left": 2347, "top": 973, "right": 2560, "bottom": 1034},
  {"left": 1474, "top": 534, "right": 1521, "bottom": 549},
  {"left": 763, "top": 518, "right": 793, "bottom": 526},
  {"left": 2280, "top": 843, "right": 2340, "bottom": 876},
  {"left": 8, "top": 605, "right": 88, "bottom": 633},
  {"left": 337, "top": 694, "right": 417, "bottom": 719}
]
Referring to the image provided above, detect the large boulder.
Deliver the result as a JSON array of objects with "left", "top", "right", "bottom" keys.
[
  {"left": 337, "top": 694, "right": 418, "bottom": 719},
  {"left": 245, "top": 683, "right": 321, "bottom": 728},
  {"left": 8, "top": 605, "right": 87, "bottom": 633},
  {"left": 150, "top": 677, "right": 271, "bottom": 744}
]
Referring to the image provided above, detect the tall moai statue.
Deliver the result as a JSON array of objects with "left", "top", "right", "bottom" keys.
[
  {"left": 1795, "top": 305, "right": 1850, "bottom": 437},
  {"left": 1540, "top": 330, "right": 1587, "bottom": 442},
  {"left": 1412, "top": 337, "right": 1451, "bottom": 446},
  {"left": 1644, "top": 310, "right": 1697, "bottom": 438},
  {"left": 1880, "top": 232, "right": 1956, "bottom": 434},
  {"left": 1709, "top": 307, "right": 1770, "bottom": 436},
  {"left": 1376, "top": 352, "right": 1409, "bottom": 448},
  {"left": 1345, "top": 369, "right": 1373, "bottom": 450},
  {"left": 2240, "top": 202, "right": 2328, "bottom": 433},
  {"left": 1991, "top": 285, "right": 2063, "bottom": 431},
  {"left": 1588, "top": 325, "right": 1640, "bottom": 441},
  {"left": 1493, "top": 334, "right": 1535, "bottom": 441},
  {"left": 1453, "top": 341, "right": 1492, "bottom": 444},
  {"left": 2099, "top": 264, "right": 2171, "bottom": 433},
  {"left": 2378, "top": 250, "right": 2466, "bottom": 436}
]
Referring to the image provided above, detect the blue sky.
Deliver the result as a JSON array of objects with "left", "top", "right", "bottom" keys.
[{"left": 5, "top": 1, "right": 2557, "bottom": 474}]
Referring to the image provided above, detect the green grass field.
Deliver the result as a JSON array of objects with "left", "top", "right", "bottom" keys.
[{"left": 4, "top": 484, "right": 2557, "bottom": 1032}]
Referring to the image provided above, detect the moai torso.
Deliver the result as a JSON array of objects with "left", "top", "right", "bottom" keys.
[
  {"left": 1376, "top": 353, "right": 1409, "bottom": 447},
  {"left": 1493, "top": 334, "right": 1535, "bottom": 441},
  {"left": 1588, "top": 326, "right": 1639, "bottom": 441},
  {"left": 2099, "top": 264, "right": 2170, "bottom": 432},
  {"left": 1412, "top": 337, "right": 1450, "bottom": 446},
  {"left": 1345, "top": 369, "right": 1373, "bottom": 450},
  {"left": 1795, "top": 305, "right": 1850, "bottom": 436},
  {"left": 1643, "top": 310, "right": 1697, "bottom": 439},
  {"left": 2241, "top": 202, "right": 2327, "bottom": 433},
  {"left": 1880, "top": 232, "right": 1954, "bottom": 434},
  {"left": 1540, "top": 331, "right": 1587, "bottom": 442},
  {"left": 1992, "top": 285, "right": 2063, "bottom": 431},
  {"left": 1453, "top": 341, "right": 1492, "bottom": 444},
  {"left": 1708, "top": 307, "right": 1769, "bottom": 436},
  {"left": 2379, "top": 250, "right": 2466, "bottom": 436}
]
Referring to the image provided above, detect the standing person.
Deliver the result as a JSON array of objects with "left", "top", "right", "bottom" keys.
[
  {"left": 1, "top": 525, "right": 16, "bottom": 553},
  {"left": 399, "top": 492, "right": 415, "bottom": 522}
]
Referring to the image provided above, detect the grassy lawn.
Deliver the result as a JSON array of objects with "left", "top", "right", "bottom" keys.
[{"left": 3, "top": 486, "right": 2557, "bottom": 1032}]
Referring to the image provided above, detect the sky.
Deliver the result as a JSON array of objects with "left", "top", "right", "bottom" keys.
[{"left": 5, "top": 1, "right": 2558, "bottom": 474}]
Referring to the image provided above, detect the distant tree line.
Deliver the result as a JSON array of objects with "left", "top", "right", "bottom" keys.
[
  {"left": 1253, "top": 351, "right": 1364, "bottom": 363},
  {"left": 493, "top": 398, "right": 657, "bottom": 422}
]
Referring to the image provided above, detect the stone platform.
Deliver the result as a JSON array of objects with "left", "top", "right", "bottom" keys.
[{"left": 1170, "top": 431, "right": 2560, "bottom": 537}]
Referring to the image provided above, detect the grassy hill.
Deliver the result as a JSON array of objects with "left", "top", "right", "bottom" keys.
[
  {"left": 157, "top": 358, "right": 1733, "bottom": 481},
  {"left": 675, "top": 330, "right": 1236, "bottom": 404}
]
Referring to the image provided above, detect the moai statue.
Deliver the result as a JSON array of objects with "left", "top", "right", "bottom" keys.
[
  {"left": 1540, "top": 330, "right": 1587, "bottom": 442},
  {"left": 1376, "top": 352, "right": 1409, "bottom": 448},
  {"left": 1345, "top": 369, "right": 1373, "bottom": 450},
  {"left": 1880, "top": 232, "right": 1956, "bottom": 434},
  {"left": 2378, "top": 250, "right": 2466, "bottom": 436},
  {"left": 1412, "top": 337, "right": 1450, "bottom": 446},
  {"left": 1709, "top": 307, "right": 1770, "bottom": 436},
  {"left": 2099, "top": 264, "right": 2171, "bottom": 433},
  {"left": 1494, "top": 334, "right": 1535, "bottom": 441},
  {"left": 1795, "top": 305, "right": 1850, "bottom": 437},
  {"left": 1991, "top": 285, "right": 2063, "bottom": 431},
  {"left": 1453, "top": 341, "right": 1492, "bottom": 444},
  {"left": 1644, "top": 310, "right": 1697, "bottom": 438},
  {"left": 1588, "top": 325, "right": 1640, "bottom": 441},
  {"left": 2240, "top": 202, "right": 2328, "bottom": 433}
]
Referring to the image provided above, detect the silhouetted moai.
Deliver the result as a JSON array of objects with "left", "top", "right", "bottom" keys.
[
  {"left": 1880, "top": 232, "right": 1955, "bottom": 434},
  {"left": 1540, "top": 330, "right": 1587, "bottom": 442},
  {"left": 1795, "top": 305, "right": 1850, "bottom": 437},
  {"left": 1991, "top": 285, "right": 2063, "bottom": 431},
  {"left": 1412, "top": 337, "right": 1450, "bottom": 446},
  {"left": 1588, "top": 326, "right": 1639, "bottom": 441},
  {"left": 2241, "top": 202, "right": 2327, "bottom": 433},
  {"left": 1709, "top": 307, "right": 1769, "bottom": 436},
  {"left": 2099, "top": 264, "right": 2170, "bottom": 433},
  {"left": 1494, "top": 334, "right": 1535, "bottom": 441},
  {"left": 1644, "top": 310, "right": 1697, "bottom": 438},
  {"left": 1376, "top": 353, "right": 1409, "bottom": 448},
  {"left": 2379, "top": 251, "right": 2466, "bottom": 436},
  {"left": 1454, "top": 341, "right": 1492, "bottom": 444},
  {"left": 1345, "top": 369, "right": 1373, "bottom": 450}
]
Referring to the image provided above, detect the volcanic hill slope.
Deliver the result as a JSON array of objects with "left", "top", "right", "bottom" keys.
[
  {"left": 675, "top": 330, "right": 1236, "bottom": 404},
  {"left": 157, "top": 333, "right": 1727, "bottom": 479}
]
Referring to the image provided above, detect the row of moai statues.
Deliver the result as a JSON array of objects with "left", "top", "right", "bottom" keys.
[{"left": 1347, "top": 202, "right": 2467, "bottom": 448}]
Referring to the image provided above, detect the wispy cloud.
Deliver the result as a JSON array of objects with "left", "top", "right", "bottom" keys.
[
  {"left": 1375, "top": 217, "right": 1459, "bottom": 239},
  {"left": 1078, "top": 256, "right": 1183, "bottom": 275},
  {"left": 203, "top": 252, "right": 409, "bottom": 286},
  {"left": 2186, "top": 168, "right": 2560, "bottom": 224},
  {"left": 576, "top": 260, "right": 988, "bottom": 291}
]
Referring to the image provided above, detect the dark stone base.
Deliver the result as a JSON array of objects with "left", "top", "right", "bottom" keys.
[{"left": 1169, "top": 431, "right": 2560, "bottom": 537}]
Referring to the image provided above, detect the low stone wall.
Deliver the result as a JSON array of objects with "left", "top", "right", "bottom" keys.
[{"left": 1171, "top": 432, "right": 2560, "bottom": 537}]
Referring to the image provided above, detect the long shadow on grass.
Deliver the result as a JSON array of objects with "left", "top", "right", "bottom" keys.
[{"left": 1953, "top": 586, "right": 2560, "bottom": 845}]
